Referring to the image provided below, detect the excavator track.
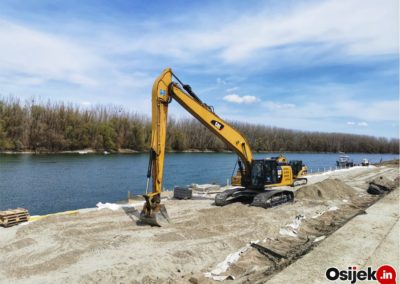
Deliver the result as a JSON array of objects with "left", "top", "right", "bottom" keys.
[
  {"left": 250, "top": 190, "right": 294, "bottom": 208},
  {"left": 215, "top": 188, "right": 294, "bottom": 209},
  {"left": 215, "top": 189, "right": 240, "bottom": 206}
]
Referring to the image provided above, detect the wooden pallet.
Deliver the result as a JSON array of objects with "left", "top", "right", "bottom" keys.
[{"left": 0, "top": 208, "right": 30, "bottom": 228}]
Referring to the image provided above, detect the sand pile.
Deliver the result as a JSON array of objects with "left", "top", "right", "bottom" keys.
[
  {"left": 213, "top": 202, "right": 366, "bottom": 283},
  {"left": 375, "top": 159, "right": 399, "bottom": 168},
  {"left": 0, "top": 165, "right": 397, "bottom": 284},
  {"left": 190, "top": 183, "right": 221, "bottom": 193},
  {"left": 295, "top": 179, "right": 356, "bottom": 200},
  {"left": 370, "top": 176, "right": 398, "bottom": 191}
]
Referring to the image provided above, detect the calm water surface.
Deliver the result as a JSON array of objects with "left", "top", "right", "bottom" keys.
[{"left": 0, "top": 152, "right": 397, "bottom": 215}]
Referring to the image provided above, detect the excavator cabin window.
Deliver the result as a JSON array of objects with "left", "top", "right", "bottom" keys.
[{"left": 251, "top": 160, "right": 278, "bottom": 188}]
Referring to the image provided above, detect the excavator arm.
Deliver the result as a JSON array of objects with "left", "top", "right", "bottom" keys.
[{"left": 140, "top": 68, "right": 253, "bottom": 226}]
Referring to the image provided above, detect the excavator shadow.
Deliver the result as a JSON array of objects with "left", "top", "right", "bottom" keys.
[
  {"left": 121, "top": 206, "right": 148, "bottom": 226},
  {"left": 212, "top": 196, "right": 254, "bottom": 206}
]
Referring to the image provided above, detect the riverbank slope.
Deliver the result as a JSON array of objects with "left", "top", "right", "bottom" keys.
[{"left": 0, "top": 163, "right": 398, "bottom": 283}]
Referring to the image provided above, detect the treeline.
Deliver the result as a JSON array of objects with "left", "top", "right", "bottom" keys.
[{"left": 0, "top": 97, "right": 398, "bottom": 153}]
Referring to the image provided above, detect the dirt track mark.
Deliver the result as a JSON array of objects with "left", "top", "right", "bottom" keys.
[{"left": 0, "top": 238, "right": 37, "bottom": 253}]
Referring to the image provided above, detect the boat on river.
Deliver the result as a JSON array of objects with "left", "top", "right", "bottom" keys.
[
  {"left": 336, "top": 155, "right": 354, "bottom": 168},
  {"left": 361, "top": 158, "right": 369, "bottom": 166}
]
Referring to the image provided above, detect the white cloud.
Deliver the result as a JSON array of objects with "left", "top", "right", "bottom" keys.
[
  {"left": 265, "top": 82, "right": 400, "bottom": 123},
  {"left": 115, "top": 72, "right": 154, "bottom": 88},
  {"left": 297, "top": 100, "right": 399, "bottom": 122},
  {"left": 223, "top": 94, "right": 259, "bottom": 104},
  {"left": 108, "top": 0, "right": 397, "bottom": 65},
  {"left": 217, "top": 0, "right": 397, "bottom": 62},
  {"left": 263, "top": 101, "right": 296, "bottom": 110},
  {"left": 0, "top": 20, "right": 105, "bottom": 87},
  {"left": 1, "top": 0, "right": 395, "bottom": 94},
  {"left": 0, "top": 1, "right": 396, "bottom": 138},
  {"left": 216, "top": 78, "right": 227, "bottom": 85},
  {"left": 226, "top": 87, "right": 239, "bottom": 93},
  {"left": 255, "top": 82, "right": 399, "bottom": 124},
  {"left": 347, "top": 121, "right": 369, "bottom": 127}
]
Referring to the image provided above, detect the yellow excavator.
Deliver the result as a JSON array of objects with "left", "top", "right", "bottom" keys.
[{"left": 139, "top": 68, "right": 307, "bottom": 226}]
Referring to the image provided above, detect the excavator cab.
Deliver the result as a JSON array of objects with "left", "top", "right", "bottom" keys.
[
  {"left": 249, "top": 158, "right": 296, "bottom": 187},
  {"left": 217, "top": 156, "right": 306, "bottom": 207},
  {"left": 250, "top": 160, "right": 279, "bottom": 188}
]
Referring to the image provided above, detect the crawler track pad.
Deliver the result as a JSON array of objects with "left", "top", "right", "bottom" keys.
[{"left": 251, "top": 190, "right": 294, "bottom": 208}]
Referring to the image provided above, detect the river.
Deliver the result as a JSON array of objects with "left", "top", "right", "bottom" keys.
[{"left": 0, "top": 152, "right": 397, "bottom": 215}]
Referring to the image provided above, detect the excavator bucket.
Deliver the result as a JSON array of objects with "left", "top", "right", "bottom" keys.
[
  {"left": 139, "top": 195, "right": 170, "bottom": 226},
  {"left": 139, "top": 204, "right": 170, "bottom": 226}
]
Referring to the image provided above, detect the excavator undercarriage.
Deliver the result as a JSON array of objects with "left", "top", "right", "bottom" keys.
[{"left": 215, "top": 188, "right": 295, "bottom": 208}]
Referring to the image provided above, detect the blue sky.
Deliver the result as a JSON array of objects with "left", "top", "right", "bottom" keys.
[{"left": 0, "top": 0, "right": 398, "bottom": 138}]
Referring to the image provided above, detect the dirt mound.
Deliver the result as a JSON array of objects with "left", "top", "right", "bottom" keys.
[
  {"left": 374, "top": 159, "right": 399, "bottom": 168},
  {"left": 228, "top": 202, "right": 368, "bottom": 283},
  {"left": 0, "top": 166, "right": 397, "bottom": 284},
  {"left": 295, "top": 179, "right": 356, "bottom": 200},
  {"left": 370, "top": 176, "right": 398, "bottom": 191}
]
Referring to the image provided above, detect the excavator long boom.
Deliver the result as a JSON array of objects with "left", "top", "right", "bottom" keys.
[{"left": 140, "top": 68, "right": 253, "bottom": 226}]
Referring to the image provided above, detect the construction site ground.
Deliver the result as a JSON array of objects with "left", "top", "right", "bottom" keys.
[
  {"left": 268, "top": 182, "right": 399, "bottom": 283},
  {"left": 0, "top": 162, "right": 399, "bottom": 283}
]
